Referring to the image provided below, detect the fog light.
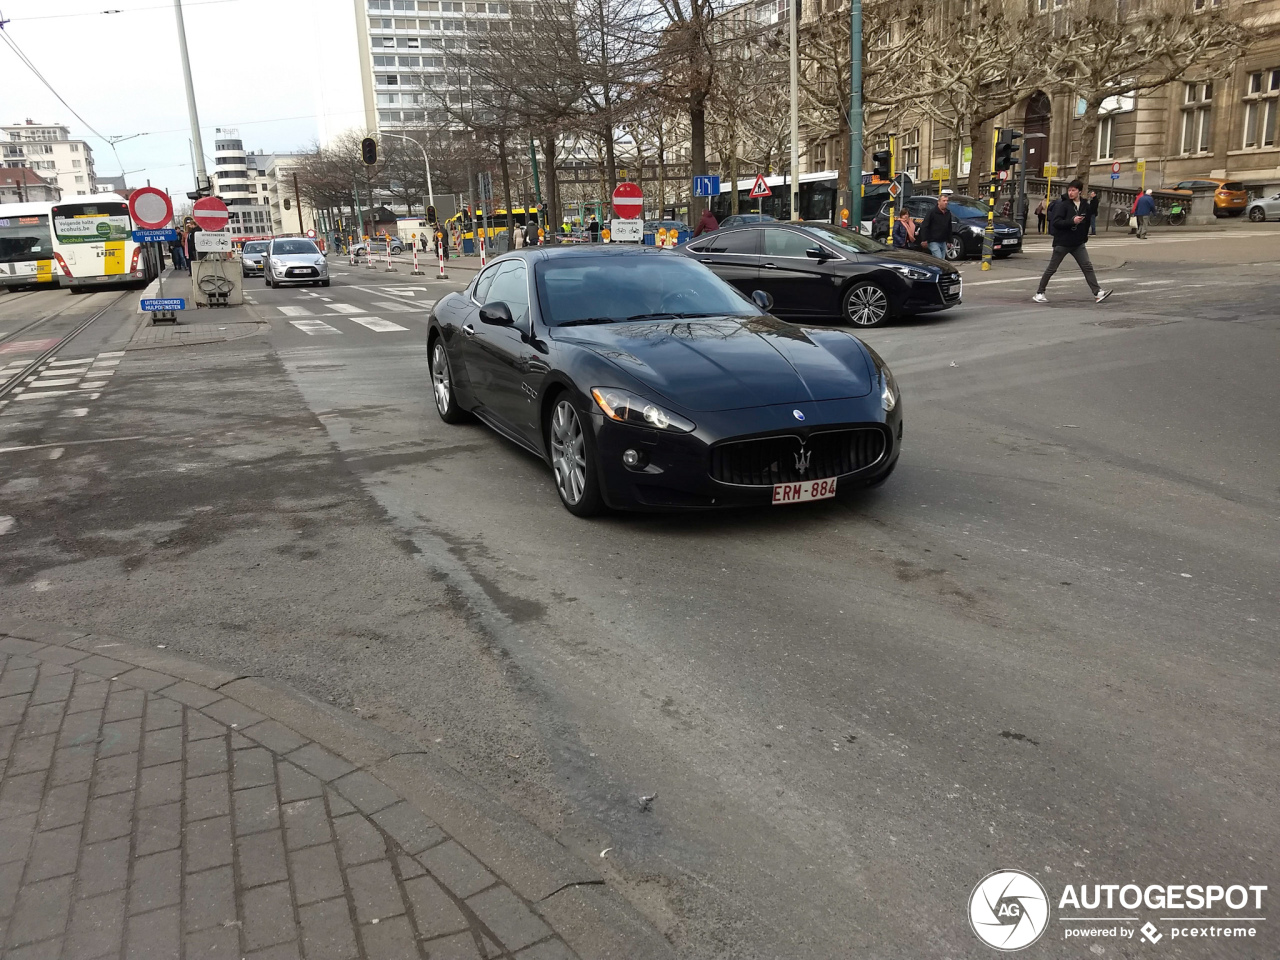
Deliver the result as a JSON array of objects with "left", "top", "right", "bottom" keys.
[{"left": 622, "top": 448, "right": 641, "bottom": 467}]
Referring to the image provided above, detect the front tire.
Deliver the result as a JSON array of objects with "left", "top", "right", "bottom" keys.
[
  {"left": 842, "top": 281, "right": 891, "bottom": 328},
  {"left": 430, "top": 339, "right": 467, "bottom": 424},
  {"left": 945, "top": 239, "right": 962, "bottom": 262},
  {"left": 1249, "top": 207, "right": 1266, "bottom": 222},
  {"left": 547, "top": 393, "right": 604, "bottom": 517},
  {"left": 320, "top": 278, "right": 330, "bottom": 287}
]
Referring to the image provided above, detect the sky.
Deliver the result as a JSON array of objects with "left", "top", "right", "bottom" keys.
[{"left": 1, "top": 0, "right": 368, "bottom": 198}]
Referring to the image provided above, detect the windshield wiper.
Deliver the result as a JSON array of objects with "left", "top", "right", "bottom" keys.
[
  {"left": 623, "top": 311, "right": 723, "bottom": 321},
  {"left": 557, "top": 316, "right": 618, "bottom": 327}
]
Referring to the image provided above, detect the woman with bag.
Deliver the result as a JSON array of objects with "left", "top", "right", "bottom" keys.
[
  {"left": 1034, "top": 199, "right": 1047, "bottom": 234},
  {"left": 891, "top": 208, "right": 917, "bottom": 250}
]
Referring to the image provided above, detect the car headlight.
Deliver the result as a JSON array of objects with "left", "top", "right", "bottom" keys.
[
  {"left": 591, "top": 388, "right": 695, "bottom": 433},
  {"left": 880, "top": 365, "right": 899, "bottom": 413},
  {"left": 966, "top": 224, "right": 985, "bottom": 235},
  {"left": 886, "top": 264, "right": 935, "bottom": 282}
]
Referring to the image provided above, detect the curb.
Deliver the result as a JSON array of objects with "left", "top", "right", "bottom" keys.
[{"left": 0, "top": 616, "right": 674, "bottom": 960}]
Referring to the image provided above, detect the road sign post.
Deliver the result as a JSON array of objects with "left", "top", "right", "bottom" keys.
[
  {"left": 192, "top": 196, "right": 229, "bottom": 231},
  {"left": 692, "top": 175, "right": 720, "bottom": 198},
  {"left": 612, "top": 182, "right": 644, "bottom": 220}
]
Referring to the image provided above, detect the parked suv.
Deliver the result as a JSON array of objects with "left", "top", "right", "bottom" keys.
[
  {"left": 872, "top": 195, "right": 1023, "bottom": 260},
  {"left": 1163, "top": 178, "right": 1247, "bottom": 217}
]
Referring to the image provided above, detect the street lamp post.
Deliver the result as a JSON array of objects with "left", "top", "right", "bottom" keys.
[{"left": 381, "top": 133, "right": 435, "bottom": 217}]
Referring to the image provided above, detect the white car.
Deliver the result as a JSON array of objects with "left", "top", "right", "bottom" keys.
[
  {"left": 263, "top": 238, "right": 329, "bottom": 288},
  {"left": 1245, "top": 192, "right": 1280, "bottom": 222}
]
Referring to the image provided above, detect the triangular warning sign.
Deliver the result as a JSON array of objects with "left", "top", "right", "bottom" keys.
[{"left": 749, "top": 174, "right": 772, "bottom": 199}]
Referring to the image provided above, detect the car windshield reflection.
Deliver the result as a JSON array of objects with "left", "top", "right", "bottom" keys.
[
  {"left": 536, "top": 256, "right": 762, "bottom": 327},
  {"left": 798, "top": 223, "right": 888, "bottom": 255}
]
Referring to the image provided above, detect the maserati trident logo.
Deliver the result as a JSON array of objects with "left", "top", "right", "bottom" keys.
[
  {"left": 794, "top": 445, "right": 812, "bottom": 475},
  {"left": 792, "top": 409, "right": 805, "bottom": 421}
]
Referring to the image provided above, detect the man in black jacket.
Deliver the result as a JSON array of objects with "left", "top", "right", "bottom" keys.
[
  {"left": 1033, "top": 180, "right": 1111, "bottom": 303},
  {"left": 917, "top": 194, "right": 952, "bottom": 261}
]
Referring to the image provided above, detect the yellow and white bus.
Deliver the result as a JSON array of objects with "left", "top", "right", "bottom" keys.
[
  {"left": 0, "top": 200, "right": 57, "bottom": 290},
  {"left": 50, "top": 193, "right": 154, "bottom": 293}
]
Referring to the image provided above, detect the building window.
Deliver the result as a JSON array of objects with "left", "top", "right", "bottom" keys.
[
  {"left": 1242, "top": 69, "right": 1279, "bottom": 149},
  {"left": 1097, "top": 116, "right": 1115, "bottom": 159},
  {"left": 1181, "top": 81, "right": 1212, "bottom": 154},
  {"left": 70, "top": 143, "right": 79, "bottom": 152},
  {"left": 1192, "top": 0, "right": 1221, "bottom": 8},
  {"left": 395, "top": 17, "right": 415, "bottom": 27},
  {"left": 898, "top": 127, "right": 919, "bottom": 177},
  {"left": 419, "top": 1, "right": 440, "bottom": 8}
]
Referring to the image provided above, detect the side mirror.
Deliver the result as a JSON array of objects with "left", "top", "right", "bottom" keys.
[
  {"left": 751, "top": 289, "right": 774, "bottom": 311},
  {"left": 805, "top": 246, "right": 828, "bottom": 261},
  {"left": 479, "top": 301, "right": 514, "bottom": 326}
]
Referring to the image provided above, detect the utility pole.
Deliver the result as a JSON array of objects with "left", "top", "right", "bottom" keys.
[
  {"left": 172, "top": 0, "right": 209, "bottom": 194},
  {"left": 381, "top": 133, "right": 435, "bottom": 213},
  {"left": 848, "top": 0, "right": 863, "bottom": 231},
  {"left": 292, "top": 172, "right": 305, "bottom": 235},
  {"left": 529, "top": 137, "right": 542, "bottom": 237},
  {"left": 789, "top": 0, "right": 800, "bottom": 221}
]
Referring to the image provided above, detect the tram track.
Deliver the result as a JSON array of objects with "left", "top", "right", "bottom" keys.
[{"left": 0, "top": 290, "right": 132, "bottom": 400}]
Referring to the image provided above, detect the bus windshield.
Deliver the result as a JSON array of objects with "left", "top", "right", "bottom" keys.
[
  {"left": 52, "top": 202, "right": 131, "bottom": 244},
  {"left": 0, "top": 214, "right": 51, "bottom": 263}
]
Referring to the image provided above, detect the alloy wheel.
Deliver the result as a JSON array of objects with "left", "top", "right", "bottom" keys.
[
  {"left": 432, "top": 343, "right": 451, "bottom": 414},
  {"left": 945, "top": 240, "right": 961, "bottom": 261},
  {"left": 846, "top": 284, "right": 889, "bottom": 326},
  {"left": 1249, "top": 207, "right": 1265, "bottom": 222},
  {"left": 550, "top": 400, "right": 587, "bottom": 505}
]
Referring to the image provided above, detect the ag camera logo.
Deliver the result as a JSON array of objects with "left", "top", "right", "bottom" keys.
[{"left": 969, "top": 869, "right": 1050, "bottom": 951}]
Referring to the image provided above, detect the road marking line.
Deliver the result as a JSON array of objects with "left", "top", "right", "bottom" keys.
[
  {"left": 289, "top": 319, "right": 342, "bottom": 335},
  {"left": 351, "top": 317, "right": 409, "bottom": 333},
  {"left": 14, "top": 390, "right": 76, "bottom": 400},
  {"left": 97, "top": 351, "right": 125, "bottom": 358},
  {"left": 79, "top": 382, "right": 109, "bottom": 389},
  {"left": 48, "top": 448, "right": 63, "bottom": 460},
  {"left": 325, "top": 303, "right": 363, "bottom": 314},
  {"left": 278, "top": 305, "right": 315, "bottom": 317},
  {"left": 90, "top": 358, "right": 120, "bottom": 367},
  {"left": 0, "top": 516, "right": 12, "bottom": 535},
  {"left": 48, "top": 358, "right": 92, "bottom": 367},
  {"left": 61, "top": 408, "right": 89, "bottom": 417},
  {"left": 369, "top": 301, "right": 417, "bottom": 313},
  {"left": 87, "top": 368, "right": 116, "bottom": 376},
  {"left": 964, "top": 276, "right": 1138, "bottom": 287},
  {"left": 26, "top": 377, "right": 83, "bottom": 388}
]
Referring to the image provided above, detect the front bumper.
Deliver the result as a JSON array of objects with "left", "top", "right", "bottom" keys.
[
  {"left": 270, "top": 264, "right": 328, "bottom": 284},
  {"left": 902, "top": 273, "right": 962, "bottom": 313},
  {"left": 242, "top": 259, "right": 265, "bottom": 275},
  {"left": 591, "top": 396, "right": 903, "bottom": 511}
]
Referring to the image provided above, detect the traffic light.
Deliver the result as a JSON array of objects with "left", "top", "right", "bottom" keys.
[
  {"left": 427, "top": 205, "right": 437, "bottom": 224},
  {"left": 995, "top": 129, "right": 1022, "bottom": 172},
  {"left": 283, "top": 198, "right": 291, "bottom": 210},
  {"left": 361, "top": 137, "right": 378, "bottom": 165},
  {"left": 872, "top": 149, "right": 891, "bottom": 180}
]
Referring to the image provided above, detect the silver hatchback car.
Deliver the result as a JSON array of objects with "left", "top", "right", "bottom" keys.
[
  {"left": 240, "top": 240, "right": 269, "bottom": 277},
  {"left": 263, "top": 238, "right": 329, "bottom": 288},
  {"left": 1245, "top": 192, "right": 1280, "bottom": 222}
]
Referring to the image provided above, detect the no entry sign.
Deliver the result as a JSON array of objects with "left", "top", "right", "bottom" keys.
[
  {"left": 128, "top": 187, "right": 173, "bottom": 230},
  {"left": 612, "top": 182, "right": 643, "bottom": 219},
  {"left": 192, "top": 196, "right": 229, "bottom": 231}
]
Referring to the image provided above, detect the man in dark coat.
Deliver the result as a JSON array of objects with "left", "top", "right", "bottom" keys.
[
  {"left": 1033, "top": 180, "right": 1110, "bottom": 304},
  {"left": 917, "top": 194, "right": 952, "bottom": 261}
]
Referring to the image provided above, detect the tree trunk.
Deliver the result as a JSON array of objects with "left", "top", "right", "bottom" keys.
[
  {"left": 729, "top": 140, "right": 740, "bottom": 215},
  {"left": 965, "top": 117, "right": 989, "bottom": 196},
  {"left": 543, "top": 133, "right": 560, "bottom": 237},
  {"left": 1074, "top": 102, "right": 1100, "bottom": 186},
  {"left": 690, "top": 91, "right": 707, "bottom": 220},
  {"left": 657, "top": 120, "right": 666, "bottom": 218},
  {"left": 498, "top": 135, "right": 514, "bottom": 247}
]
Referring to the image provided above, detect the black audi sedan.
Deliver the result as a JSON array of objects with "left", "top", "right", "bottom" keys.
[
  {"left": 870, "top": 195, "right": 1023, "bottom": 261},
  {"left": 428, "top": 246, "right": 902, "bottom": 516},
  {"left": 677, "top": 222, "right": 960, "bottom": 327}
]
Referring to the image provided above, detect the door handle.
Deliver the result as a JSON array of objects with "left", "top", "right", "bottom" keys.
[
  {"left": 462, "top": 324, "right": 476, "bottom": 337},
  {"left": 761, "top": 262, "right": 778, "bottom": 269}
]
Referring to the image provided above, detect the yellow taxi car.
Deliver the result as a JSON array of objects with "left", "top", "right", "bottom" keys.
[{"left": 1163, "top": 178, "right": 1248, "bottom": 217}]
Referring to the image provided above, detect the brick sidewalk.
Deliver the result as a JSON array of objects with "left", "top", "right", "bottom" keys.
[{"left": 0, "top": 622, "right": 669, "bottom": 960}]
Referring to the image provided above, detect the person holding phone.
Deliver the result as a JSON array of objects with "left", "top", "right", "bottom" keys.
[{"left": 1032, "top": 179, "right": 1111, "bottom": 304}]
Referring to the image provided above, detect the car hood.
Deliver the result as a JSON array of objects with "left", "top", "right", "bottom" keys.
[
  {"left": 272, "top": 254, "right": 324, "bottom": 265},
  {"left": 866, "top": 246, "right": 953, "bottom": 269},
  {"left": 956, "top": 214, "right": 1021, "bottom": 231},
  {"left": 555, "top": 315, "right": 874, "bottom": 412}
]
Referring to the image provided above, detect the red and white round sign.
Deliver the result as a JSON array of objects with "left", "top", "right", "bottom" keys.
[
  {"left": 306, "top": 228, "right": 316, "bottom": 238},
  {"left": 1111, "top": 161, "right": 1121, "bottom": 174},
  {"left": 192, "top": 196, "right": 229, "bottom": 231},
  {"left": 612, "top": 182, "right": 643, "bottom": 219},
  {"left": 129, "top": 187, "right": 173, "bottom": 230}
]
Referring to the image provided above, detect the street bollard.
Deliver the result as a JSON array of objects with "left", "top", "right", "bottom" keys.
[
  {"left": 436, "top": 239, "right": 449, "bottom": 280},
  {"left": 349, "top": 246, "right": 355, "bottom": 266},
  {"left": 411, "top": 244, "right": 423, "bottom": 276},
  {"left": 385, "top": 245, "right": 395, "bottom": 272},
  {"left": 479, "top": 233, "right": 487, "bottom": 268},
  {"left": 366, "top": 243, "right": 377, "bottom": 270}
]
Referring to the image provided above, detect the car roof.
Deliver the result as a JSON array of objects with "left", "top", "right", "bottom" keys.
[{"left": 491, "top": 245, "right": 685, "bottom": 262}]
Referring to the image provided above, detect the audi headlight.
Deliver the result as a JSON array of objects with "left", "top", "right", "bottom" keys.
[
  {"left": 886, "top": 264, "right": 935, "bottom": 282},
  {"left": 880, "top": 365, "right": 899, "bottom": 413},
  {"left": 591, "top": 388, "right": 695, "bottom": 433}
]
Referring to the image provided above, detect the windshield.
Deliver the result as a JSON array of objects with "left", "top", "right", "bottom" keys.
[
  {"left": 536, "top": 255, "right": 760, "bottom": 326},
  {"left": 944, "top": 198, "right": 992, "bottom": 219},
  {"left": 798, "top": 223, "right": 886, "bottom": 255},
  {"left": 243, "top": 242, "right": 268, "bottom": 254},
  {"left": 273, "top": 240, "right": 319, "bottom": 256},
  {"left": 51, "top": 202, "right": 130, "bottom": 244},
  {"left": 0, "top": 214, "right": 51, "bottom": 263}
]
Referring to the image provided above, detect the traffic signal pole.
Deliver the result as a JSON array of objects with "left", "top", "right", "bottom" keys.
[
  {"left": 848, "top": 0, "right": 863, "bottom": 231},
  {"left": 172, "top": 0, "right": 209, "bottom": 194},
  {"left": 982, "top": 126, "right": 999, "bottom": 271}
]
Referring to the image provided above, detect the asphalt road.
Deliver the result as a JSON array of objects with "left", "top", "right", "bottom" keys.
[{"left": 1, "top": 231, "right": 1277, "bottom": 959}]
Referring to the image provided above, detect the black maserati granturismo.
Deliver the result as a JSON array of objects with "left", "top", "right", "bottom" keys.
[{"left": 427, "top": 246, "right": 902, "bottom": 515}]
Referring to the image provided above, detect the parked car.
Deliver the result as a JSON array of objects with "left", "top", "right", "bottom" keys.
[
  {"left": 427, "top": 246, "right": 902, "bottom": 515},
  {"left": 263, "top": 237, "right": 329, "bottom": 288},
  {"left": 678, "top": 221, "right": 961, "bottom": 327},
  {"left": 871, "top": 195, "right": 1022, "bottom": 260},
  {"left": 1162, "top": 178, "right": 1248, "bottom": 217},
  {"left": 1244, "top": 191, "right": 1280, "bottom": 222},
  {"left": 352, "top": 237, "right": 404, "bottom": 257},
  {"left": 240, "top": 240, "right": 269, "bottom": 277},
  {"left": 718, "top": 213, "right": 776, "bottom": 230}
]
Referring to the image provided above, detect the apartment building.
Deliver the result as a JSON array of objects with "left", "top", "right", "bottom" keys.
[
  {"left": 0, "top": 167, "right": 60, "bottom": 203},
  {"left": 1, "top": 121, "right": 96, "bottom": 197}
]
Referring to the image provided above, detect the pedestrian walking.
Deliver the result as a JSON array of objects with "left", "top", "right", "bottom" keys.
[
  {"left": 513, "top": 224, "right": 525, "bottom": 249},
  {"left": 169, "top": 237, "right": 186, "bottom": 271},
  {"left": 588, "top": 215, "right": 601, "bottom": 243},
  {"left": 1034, "top": 199, "right": 1047, "bottom": 234},
  {"left": 1133, "top": 189, "right": 1156, "bottom": 240},
  {"left": 693, "top": 208, "right": 719, "bottom": 237},
  {"left": 183, "top": 220, "right": 201, "bottom": 274},
  {"left": 1033, "top": 180, "right": 1110, "bottom": 304},
  {"left": 524, "top": 219, "right": 537, "bottom": 247},
  {"left": 891, "top": 208, "right": 917, "bottom": 249},
  {"left": 917, "top": 193, "right": 952, "bottom": 261}
]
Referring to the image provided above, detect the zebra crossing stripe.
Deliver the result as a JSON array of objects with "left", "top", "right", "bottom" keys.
[
  {"left": 278, "top": 306, "right": 314, "bottom": 317},
  {"left": 351, "top": 317, "right": 409, "bottom": 333},
  {"left": 325, "top": 303, "right": 363, "bottom": 314},
  {"left": 369, "top": 301, "right": 417, "bottom": 313},
  {"left": 289, "top": 319, "right": 342, "bottom": 335}
]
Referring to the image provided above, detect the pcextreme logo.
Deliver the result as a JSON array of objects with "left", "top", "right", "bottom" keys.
[{"left": 969, "top": 870, "right": 1051, "bottom": 951}]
